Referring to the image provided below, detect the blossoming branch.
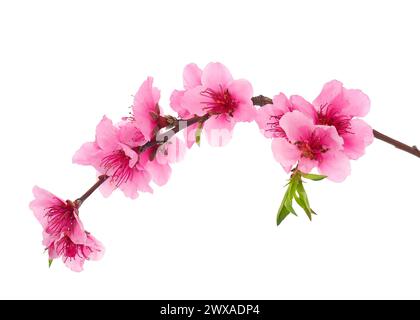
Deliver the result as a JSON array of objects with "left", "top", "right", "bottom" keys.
[{"left": 30, "top": 62, "right": 420, "bottom": 272}]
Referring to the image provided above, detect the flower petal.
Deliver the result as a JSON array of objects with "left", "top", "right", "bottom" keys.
[
  {"left": 170, "top": 89, "right": 190, "bottom": 118},
  {"left": 203, "top": 115, "right": 235, "bottom": 147},
  {"left": 227, "top": 79, "right": 253, "bottom": 104},
  {"left": 279, "top": 110, "right": 314, "bottom": 143},
  {"left": 318, "top": 151, "right": 351, "bottom": 182},
  {"left": 181, "top": 86, "right": 208, "bottom": 116},
  {"left": 290, "top": 95, "right": 317, "bottom": 122},
  {"left": 313, "top": 80, "right": 343, "bottom": 110},
  {"left": 146, "top": 160, "right": 172, "bottom": 186},
  {"left": 201, "top": 62, "right": 233, "bottom": 90},
  {"left": 95, "top": 116, "right": 119, "bottom": 151},
  {"left": 271, "top": 138, "right": 300, "bottom": 172},
  {"left": 342, "top": 88, "right": 371, "bottom": 117},
  {"left": 183, "top": 63, "right": 203, "bottom": 89},
  {"left": 30, "top": 186, "right": 62, "bottom": 229},
  {"left": 72, "top": 142, "right": 102, "bottom": 167},
  {"left": 342, "top": 119, "right": 374, "bottom": 159}
]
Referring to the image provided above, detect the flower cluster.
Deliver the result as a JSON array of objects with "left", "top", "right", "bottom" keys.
[
  {"left": 256, "top": 80, "right": 373, "bottom": 182},
  {"left": 30, "top": 187, "right": 104, "bottom": 272},
  {"left": 30, "top": 62, "right": 374, "bottom": 271}
]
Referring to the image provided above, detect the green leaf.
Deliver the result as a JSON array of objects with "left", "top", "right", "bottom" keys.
[
  {"left": 301, "top": 173, "right": 327, "bottom": 181},
  {"left": 276, "top": 203, "right": 291, "bottom": 226},
  {"left": 48, "top": 259, "right": 53, "bottom": 268},
  {"left": 296, "top": 181, "right": 312, "bottom": 220},
  {"left": 195, "top": 122, "right": 204, "bottom": 146}
]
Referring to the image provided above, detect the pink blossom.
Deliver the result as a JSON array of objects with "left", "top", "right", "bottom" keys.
[
  {"left": 170, "top": 62, "right": 256, "bottom": 147},
  {"left": 48, "top": 233, "right": 104, "bottom": 272},
  {"left": 294, "top": 80, "right": 374, "bottom": 159},
  {"left": 30, "top": 186, "right": 86, "bottom": 245},
  {"left": 73, "top": 116, "right": 153, "bottom": 199},
  {"left": 30, "top": 186, "right": 104, "bottom": 272},
  {"left": 271, "top": 111, "right": 351, "bottom": 182}
]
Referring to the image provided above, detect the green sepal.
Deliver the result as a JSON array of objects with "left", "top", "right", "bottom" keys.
[{"left": 48, "top": 259, "right": 53, "bottom": 268}]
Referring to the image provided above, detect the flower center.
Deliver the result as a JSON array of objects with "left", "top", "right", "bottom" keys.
[
  {"left": 317, "top": 103, "right": 352, "bottom": 135},
  {"left": 45, "top": 200, "right": 76, "bottom": 237},
  {"left": 266, "top": 114, "right": 287, "bottom": 138},
  {"left": 200, "top": 86, "right": 238, "bottom": 116},
  {"left": 101, "top": 150, "right": 134, "bottom": 186},
  {"left": 56, "top": 236, "right": 91, "bottom": 261},
  {"left": 296, "top": 134, "right": 329, "bottom": 160}
]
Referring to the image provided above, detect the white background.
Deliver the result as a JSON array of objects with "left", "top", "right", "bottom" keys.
[{"left": 1, "top": 0, "right": 419, "bottom": 299}]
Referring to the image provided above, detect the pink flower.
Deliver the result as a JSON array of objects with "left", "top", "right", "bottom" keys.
[
  {"left": 30, "top": 186, "right": 104, "bottom": 272},
  {"left": 272, "top": 111, "right": 351, "bottom": 182},
  {"left": 30, "top": 186, "right": 86, "bottom": 245},
  {"left": 73, "top": 116, "right": 153, "bottom": 199},
  {"left": 294, "top": 80, "right": 374, "bottom": 159},
  {"left": 170, "top": 62, "right": 256, "bottom": 147},
  {"left": 48, "top": 233, "right": 104, "bottom": 272}
]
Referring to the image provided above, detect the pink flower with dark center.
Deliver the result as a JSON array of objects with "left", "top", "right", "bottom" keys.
[
  {"left": 49, "top": 233, "right": 104, "bottom": 272},
  {"left": 272, "top": 110, "right": 351, "bottom": 182},
  {"left": 30, "top": 187, "right": 104, "bottom": 272},
  {"left": 170, "top": 62, "right": 256, "bottom": 147},
  {"left": 30, "top": 186, "right": 86, "bottom": 244},
  {"left": 293, "top": 80, "right": 374, "bottom": 159},
  {"left": 73, "top": 116, "right": 153, "bottom": 199}
]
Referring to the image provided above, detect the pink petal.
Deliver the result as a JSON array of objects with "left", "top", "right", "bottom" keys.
[
  {"left": 290, "top": 95, "right": 317, "bottom": 122},
  {"left": 181, "top": 86, "right": 208, "bottom": 116},
  {"left": 183, "top": 63, "right": 203, "bottom": 89},
  {"left": 170, "top": 90, "right": 190, "bottom": 118},
  {"left": 233, "top": 102, "right": 256, "bottom": 122},
  {"left": 342, "top": 119, "right": 374, "bottom": 159},
  {"left": 297, "top": 157, "right": 318, "bottom": 174},
  {"left": 313, "top": 80, "right": 343, "bottom": 110},
  {"left": 64, "top": 255, "right": 85, "bottom": 272},
  {"left": 117, "top": 122, "right": 146, "bottom": 148},
  {"left": 255, "top": 94, "right": 290, "bottom": 138},
  {"left": 119, "top": 180, "right": 140, "bottom": 199},
  {"left": 318, "top": 151, "right": 351, "bottom": 182},
  {"left": 342, "top": 88, "right": 371, "bottom": 117},
  {"left": 133, "top": 77, "right": 161, "bottom": 141},
  {"left": 201, "top": 62, "right": 233, "bottom": 90},
  {"left": 279, "top": 110, "right": 314, "bottom": 143},
  {"left": 203, "top": 115, "right": 235, "bottom": 147},
  {"left": 273, "top": 93, "right": 293, "bottom": 112},
  {"left": 271, "top": 138, "right": 300, "bottom": 172},
  {"left": 132, "top": 168, "right": 153, "bottom": 193},
  {"left": 255, "top": 104, "right": 278, "bottom": 138},
  {"left": 119, "top": 143, "right": 139, "bottom": 168},
  {"left": 227, "top": 79, "right": 253, "bottom": 104},
  {"left": 86, "top": 234, "right": 105, "bottom": 261},
  {"left": 68, "top": 214, "right": 87, "bottom": 245},
  {"left": 95, "top": 116, "right": 119, "bottom": 151},
  {"left": 100, "top": 179, "right": 117, "bottom": 198},
  {"left": 146, "top": 160, "right": 172, "bottom": 186},
  {"left": 133, "top": 77, "right": 160, "bottom": 116},
  {"left": 72, "top": 142, "right": 102, "bottom": 167},
  {"left": 313, "top": 125, "right": 344, "bottom": 152},
  {"left": 30, "top": 186, "right": 62, "bottom": 229}
]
